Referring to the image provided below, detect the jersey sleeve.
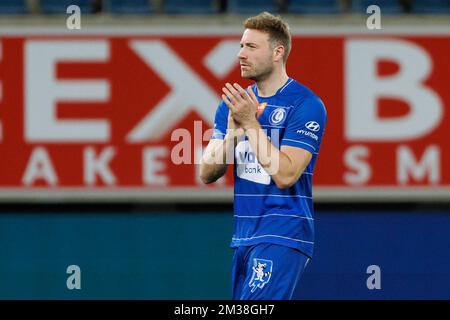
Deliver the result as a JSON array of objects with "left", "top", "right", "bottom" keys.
[
  {"left": 211, "top": 100, "right": 229, "bottom": 140},
  {"left": 281, "top": 97, "right": 327, "bottom": 154}
]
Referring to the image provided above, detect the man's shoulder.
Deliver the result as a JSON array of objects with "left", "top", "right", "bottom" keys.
[
  {"left": 281, "top": 79, "right": 320, "bottom": 103},
  {"left": 282, "top": 80, "right": 324, "bottom": 112}
]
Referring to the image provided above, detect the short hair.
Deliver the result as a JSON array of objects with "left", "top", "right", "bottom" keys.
[{"left": 244, "top": 12, "right": 291, "bottom": 62}]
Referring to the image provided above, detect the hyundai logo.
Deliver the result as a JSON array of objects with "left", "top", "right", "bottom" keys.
[{"left": 305, "top": 121, "right": 320, "bottom": 132}]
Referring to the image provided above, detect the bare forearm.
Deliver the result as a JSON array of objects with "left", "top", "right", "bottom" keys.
[
  {"left": 199, "top": 135, "right": 236, "bottom": 184},
  {"left": 244, "top": 121, "right": 298, "bottom": 188}
]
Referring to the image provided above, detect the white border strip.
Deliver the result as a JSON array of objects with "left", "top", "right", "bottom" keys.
[
  {"left": 0, "top": 26, "right": 449, "bottom": 36},
  {"left": 0, "top": 187, "right": 233, "bottom": 202},
  {"left": 0, "top": 187, "right": 449, "bottom": 202}
]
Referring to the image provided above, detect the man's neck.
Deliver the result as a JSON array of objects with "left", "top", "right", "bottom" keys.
[{"left": 256, "top": 69, "right": 289, "bottom": 97}]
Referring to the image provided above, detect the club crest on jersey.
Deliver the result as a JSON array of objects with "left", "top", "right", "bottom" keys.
[
  {"left": 249, "top": 258, "right": 273, "bottom": 292},
  {"left": 269, "top": 107, "right": 286, "bottom": 125}
]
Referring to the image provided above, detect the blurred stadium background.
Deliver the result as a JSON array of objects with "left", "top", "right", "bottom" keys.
[{"left": 0, "top": 0, "right": 449, "bottom": 299}]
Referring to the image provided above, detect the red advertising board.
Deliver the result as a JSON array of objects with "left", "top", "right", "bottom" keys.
[{"left": 0, "top": 28, "right": 449, "bottom": 201}]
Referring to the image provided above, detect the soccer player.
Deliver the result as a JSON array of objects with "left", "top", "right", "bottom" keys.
[{"left": 199, "top": 12, "right": 327, "bottom": 300}]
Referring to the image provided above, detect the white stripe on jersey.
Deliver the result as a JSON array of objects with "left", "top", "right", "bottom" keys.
[
  {"left": 232, "top": 234, "right": 314, "bottom": 244},
  {"left": 279, "top": 78, "right": 294, "bottom": 93},
  {"left": 265, "top": 104, "right": 293, "bottom": 109},
  {"left": 282, "top": 139, "right": 317, "bottom": 151},
  {"left": 235, "top": 194, "right": 312, "bottom": 199},
  {"left": 234, "top": 213, "right": 314, "bottom": 220}
]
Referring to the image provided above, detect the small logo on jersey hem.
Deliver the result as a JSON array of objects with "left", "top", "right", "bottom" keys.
[{"left": 249, "top": 258, "right": 273, "bottom": 293}]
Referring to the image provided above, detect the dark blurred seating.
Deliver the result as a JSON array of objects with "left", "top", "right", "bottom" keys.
[
  {"left": 351, "top": 0, "right": 404, "bottom": 14},
  {"left": 286, "top": 0, "right": 342, "bottom": 14},
  {"left": 0, "top": 0, "right": 28, "bottom": 14},
  {"left": 227, "top": 0, "right": 279, "bottom": 14},
  {"left": 411, "top": 0, "right": 450, "bottom": 14},
  {"left": 40, "top": 0, "right": 94, "bottom": 14},
  {"left": 104, "top": 0, "right": 154, "bottom": 14},
  {"left": 0, "top": 0, "right": 448, "bottom": 15},
  {"left": 163, "top": 0, "right": 220, "bottom": 14}
]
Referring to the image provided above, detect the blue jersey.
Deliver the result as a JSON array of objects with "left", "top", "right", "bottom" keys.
[{"left": 211, "top": 78, "right": 327, "bottom": 258}]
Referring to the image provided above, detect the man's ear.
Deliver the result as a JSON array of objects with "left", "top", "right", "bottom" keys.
[{"left": 273, "top": 45, "right": 285, "bottom": 62}]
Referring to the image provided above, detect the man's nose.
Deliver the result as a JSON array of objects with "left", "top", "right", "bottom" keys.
[{"left": 237, "top": 48, "right": 246, "bottom": 59}]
